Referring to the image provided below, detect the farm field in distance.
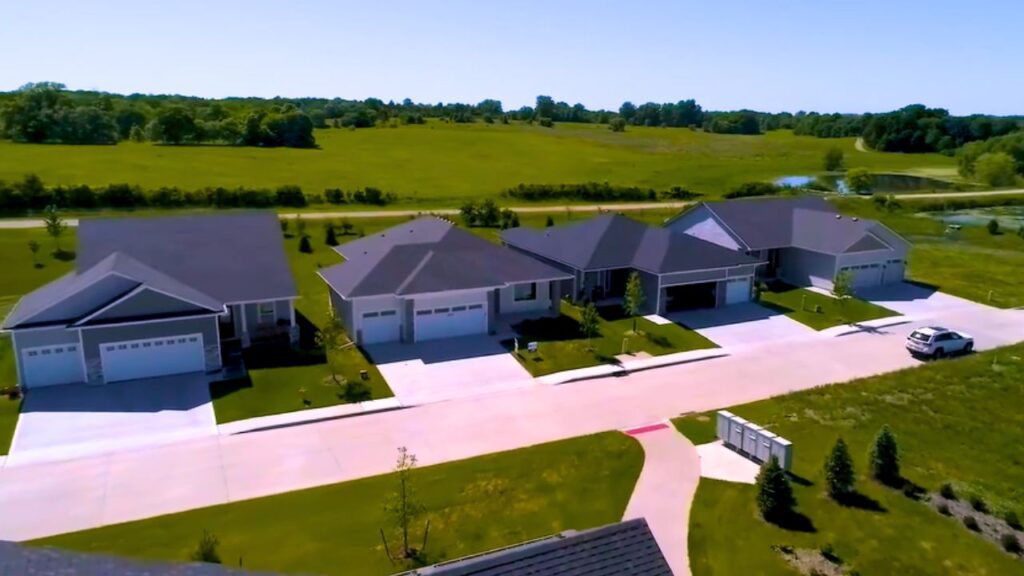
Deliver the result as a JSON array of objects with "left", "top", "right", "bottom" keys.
[{"left": 0, "top": 122, "right": 957, "bottom": 206}]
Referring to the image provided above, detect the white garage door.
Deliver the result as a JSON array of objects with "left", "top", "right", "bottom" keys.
[
  {"left": 21, "top": 343, "right": 85, "bottom": 388},
  {"left": 361, "top": 310, "right": 401, "bottom": 344},
  {"left": 100, "top": 334, "right": 205, "bottom": 383},
  {"left": 415, "top": 302, "right": 487, "bottom": 342},
  {"left": 883, "top": 259, "right": 905, "bottom": 284},
  {"left": 842, "top": 264, "right": 884, "bottom": 289},
  {"left": 724, "top": 277, "right": 752, "bottom": 305}
]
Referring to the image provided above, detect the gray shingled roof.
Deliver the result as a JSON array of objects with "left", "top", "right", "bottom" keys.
[
  {"left": 501, "top": 214, "right": 760, "bottom": 274},
  {"left": 0, "top": 541, "right": 272, "bottom": 576},
  {"left": 78, "top": 212, "right": 297, "bottom": 303},
  {"left": 402, "top": 518, "right": 672, "bottom": 576},
  {"left": 694, "top": 196, "right": 905, "bottom": 254},
  {"left": 3, "top": 252, "right": 224, "bottom": 329},
  {"left": 320, "top": 217, "right": 572, "bottom": 298}
]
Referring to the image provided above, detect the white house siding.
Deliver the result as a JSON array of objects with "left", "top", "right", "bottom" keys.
[
  {"left": 778, "top": 248, "right": 838, "bottom": 289},
  {"left": 499, "top": 281, "right": 552, "bottom": 315},
  {"left": 665, "top": 206, "right": 743, "bottom": 250},
  {"left": 11, "top": 328, "right": 82, "bottom": 387},
  {"left": 80, "top": 316, "right": 221, "bottom": 384}
]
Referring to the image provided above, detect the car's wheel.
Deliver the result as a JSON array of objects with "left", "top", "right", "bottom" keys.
[
  {"left": 933, "top": 347, "right": 945, "bottom": 359},
  {"left": 964, "top": 342, "right": 974, "bottom": 354}
]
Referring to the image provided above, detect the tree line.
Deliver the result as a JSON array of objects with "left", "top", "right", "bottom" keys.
[
  {"left": 0, "top": 174, "right": 398, "bottom": 214},
  {"left": 2, "top": 83, "right": 1020, "bottom": 155}
]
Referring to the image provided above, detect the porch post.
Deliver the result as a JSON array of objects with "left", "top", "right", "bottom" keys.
[
  {"left": 288, "top": 300, "right": 299, "bottom": 346},
  {"left": 240, "top": 304, "right": 251, "bottom": 347}
]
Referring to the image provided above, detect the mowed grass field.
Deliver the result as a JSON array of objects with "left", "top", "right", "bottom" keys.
[{"left": 0, "top": 123, "right": 956, "bottom": 205}]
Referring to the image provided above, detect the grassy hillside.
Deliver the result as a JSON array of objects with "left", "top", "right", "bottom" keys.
[
  {"left": 0, "top": 123, "right": 955, "bottom": 205},
  {"left": 680, "top": 343, "right": 1024, "bottom": 575}
]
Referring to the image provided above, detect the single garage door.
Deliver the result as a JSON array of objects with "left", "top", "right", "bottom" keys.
[
  {"left": 21, "top": 343, "right": 85, "bottom": 388},
  {"left": 724, "top": 277, "right": 752, "bottom": 305},
  {"left": 100, "top": 334, "right": 205, "bottom": 383},
  {"left": 361, "top": 310, "right": 401, "bottom": 344},
  {"left": 415, "top": 302, "right": 487, "bottom": 342},
  {"left": 841, "top": 264, "right": 883, "bottom": 289}
]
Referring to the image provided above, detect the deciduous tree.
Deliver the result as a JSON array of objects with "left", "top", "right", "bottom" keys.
[{"left": 622, "top": 272, "right": 646, "bottom": 333}]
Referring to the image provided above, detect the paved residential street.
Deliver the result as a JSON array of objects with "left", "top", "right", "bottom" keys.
[{"left": 1, "top": 304, "right": 1022, "bottom": 541}]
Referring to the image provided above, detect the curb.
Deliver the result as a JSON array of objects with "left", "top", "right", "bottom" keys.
[{"left": 544, "top": 350, "right": 729, "bottom": 386}]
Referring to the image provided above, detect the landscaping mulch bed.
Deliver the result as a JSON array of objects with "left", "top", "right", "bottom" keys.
[
  {"left": 928, "top": 493, "right": 1023, "bottom": 559},
  {"left": 773, "top": 545, "right": 848, "bottom": 576}
]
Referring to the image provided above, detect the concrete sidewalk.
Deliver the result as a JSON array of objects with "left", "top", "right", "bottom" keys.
[{"left": 623, "top": 424, "right": 700, "bottom": 576}]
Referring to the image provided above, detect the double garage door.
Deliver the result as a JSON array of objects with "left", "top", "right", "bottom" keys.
[
  {"left": 415, "top": 302, "right": 487, "bottom": 341},
  {"left": 840, "top": 263, "right": 883, "bottom": 289},
  {"left": 99, "top": 334, "right": 206, "bottom": 383},
  {"left": 20, "top": 333, "right": 206, "bottom": 388}
]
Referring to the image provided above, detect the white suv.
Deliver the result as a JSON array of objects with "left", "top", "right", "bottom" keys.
[{"left": 906, "top": 327, "right": 974, "bottom": 359}]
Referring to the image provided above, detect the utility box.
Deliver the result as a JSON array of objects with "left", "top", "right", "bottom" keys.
[
  {"left": 728, "top": 416, "right": 748, "bottom": 450},
  {"left": 770, "top": 436, "right": 793, "bottom": 470},
  {"left": 743, "top": 424, "right": 763, "bottom": 455},
  {"left": 755, "top": 430, "right": 777, "bottom": 463},
  {"left": 716, "top": 411, "right": 734, "bottom": 443}
]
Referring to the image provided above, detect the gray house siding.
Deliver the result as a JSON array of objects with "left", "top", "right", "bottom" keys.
[
  {"left": 90, "top": 289, "right": 209, "bottom": 322},
  {"left": 80, "top": 316, "right": 221, "bottom": 384},
  {"left": 779, "top": 248, "right": 838, "bottom": 289},
  {"left": 27, "top": 275, "right": 137, "bottom": 325}
]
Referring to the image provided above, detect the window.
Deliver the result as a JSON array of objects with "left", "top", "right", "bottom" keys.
[
  {"left": 379, "top": 310, "right": 397, "bottom": 317},
  {"left": 258, "top": 302, "right": 276, "bottom": 324},
  {"left": 514, "top": 282, "right": 537, "bottom": 302},
  {"left": 452, "top": 305, "right": 467, "bottom": 312},
  {"left": 468, "top": 304, "right": 484, "bottom": 310},
  {"left": 363, "top": 311, "right": 380, "bottom": 318},
  {"left": 434, "top": 307, "right": 450, "bottom": 314},
  {"left": 416, "top": 309, "right": 432, "bottom": 316}
]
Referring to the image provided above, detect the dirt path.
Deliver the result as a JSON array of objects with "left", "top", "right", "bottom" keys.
[{"left": 1, "top": 189, "right": 1021, "bottom": 229}]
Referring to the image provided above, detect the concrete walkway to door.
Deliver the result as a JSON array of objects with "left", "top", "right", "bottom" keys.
[{"left": 623, "top": 423, "right": 700, "bottom": 576}]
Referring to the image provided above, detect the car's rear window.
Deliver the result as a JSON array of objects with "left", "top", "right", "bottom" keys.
[{"left": 909, "top": 331, "right": 932, "bottom": 342}]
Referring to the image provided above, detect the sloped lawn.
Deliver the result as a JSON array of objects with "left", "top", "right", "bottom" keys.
[
  {"left": 33, "top": 432, "right": 644, "bottom": 575},
  {"left": 506, "top": 301, "right": 716, "bottom": 376},
  {"left": 678, "top": 343, "right": 1024, "bottom": 575}
]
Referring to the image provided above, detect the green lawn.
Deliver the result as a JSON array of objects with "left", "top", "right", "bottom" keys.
[
  {"left": 758, "top": 282, "right": 898, "bottom": 330},
  {"left": 209, "top": 227, "right": 393, "bottom": 423},
  {"left": 33, "top": 432, "right": 643, "bottom": 575},
  {"left": 0, "top": 123, "right": 955, "bottom": 206},
  {"left": 0, "top": 335, "right": 19, "bottom": 454},
  {"left": 506, "top": 301, "right": 716, "bottom": 376},
  {"left": 679, "top": 343, "right": 1024, "bottom": 575}
]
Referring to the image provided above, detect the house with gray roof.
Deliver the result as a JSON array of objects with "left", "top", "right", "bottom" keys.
[
  {"left": 2, "top": 212, "right": 298, "bottom": 389},
  {"left": 401, "top": 518, "right": 672, "bottom": 576},
  {"left": 501, "top": 213, "right": 763, "bottom": 315},
  {"left": 666, "top": 196, "right": 910, "bottom": 291},
  {"left": 318, "top": 217, "right": 572, "bottom": 345}
]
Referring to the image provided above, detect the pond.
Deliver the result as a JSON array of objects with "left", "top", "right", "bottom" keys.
[
  {"left": 775, "top": 174, "right": 958, "bottom": 195},
  {"left": 921, "top": 205, "right": 1024, "bottom": 230}
]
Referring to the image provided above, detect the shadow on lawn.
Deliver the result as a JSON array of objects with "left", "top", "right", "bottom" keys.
[
  {"left": 836, "top": 490, "right": 887, "bottom": 513},
  {"left": 771, "top": 510, "right": 817, "bottom": 533},
  {"left": 510, "top": 314, "right": 589, "bottom": 342}
]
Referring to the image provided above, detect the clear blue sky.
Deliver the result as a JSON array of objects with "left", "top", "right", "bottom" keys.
[{"left": 2, "top": 0, "right": 1021, "bottom": 115}]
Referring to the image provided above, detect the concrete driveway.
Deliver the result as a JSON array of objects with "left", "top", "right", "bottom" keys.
[
  {"left": 858, "top": 282, "right": 991, "bottom": 318},
  {"left": 364, "top": 335, "right": 535, "bottom": 405},
  {"left": 669, "top": 302, "right": 818, "bottom": 348},
  {"left": 8, "top": 373, "right": 216, "bottom": 466}
]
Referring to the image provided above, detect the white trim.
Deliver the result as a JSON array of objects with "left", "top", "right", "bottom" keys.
[
  {"left": 77, "top": 328, "right": 88, "bottom": 381},
  {"left": 289, "top": 300, "right": 296, "bottom": 326},
  {"left": 224, "top": 296, "right": 299, "bottom": 306},
  {"left": 71, "top": 285, "right": 224, "bottom": 327},
  {"left": 77, "top": 312, "right": 222, "bottom": 330},
  {"left": 6, "top": 270, "right": 124, "bottom": 329},
  {"left": 9, "top": 331, "right": 23, "bottom": 387}
]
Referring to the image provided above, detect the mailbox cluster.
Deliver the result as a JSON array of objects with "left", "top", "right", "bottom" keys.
[{"left": 716, "top": 410, "right": 793, "bottom": 470}]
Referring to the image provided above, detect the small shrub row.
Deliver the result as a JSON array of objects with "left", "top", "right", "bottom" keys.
[
  {"left": 0, "top": 174, "right": 399, "bottom": 215},
  {"left": 723, "top": 181, "right": 783, "bottom": 199},
  {"left": 503, "top": 182, "right": 701, "bottom": 202}
]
